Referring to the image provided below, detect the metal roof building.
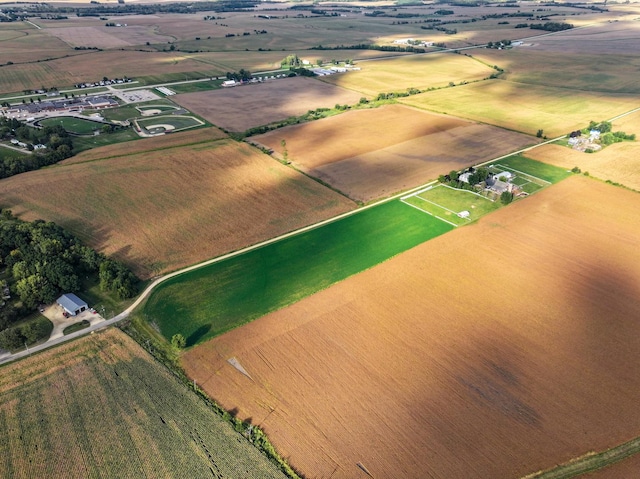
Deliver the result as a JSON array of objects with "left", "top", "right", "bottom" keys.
[{"left": 57, "top": 293, "right": 88, "bottom": 316}]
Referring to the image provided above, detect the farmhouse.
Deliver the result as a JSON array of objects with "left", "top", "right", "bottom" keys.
[{"left": 56, "top": 293, "right": 88, "bottom": 316}]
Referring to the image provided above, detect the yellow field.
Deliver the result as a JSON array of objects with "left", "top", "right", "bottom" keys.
[
  {"left": 0, "top": 138, "right": 355, "bottom": 278},
  {"left": 527, "top": 142, "right": 640, "bottom": 192},
  {"left": 400, "top": 80, "right": 639, "bottom": 137},
  {"left": 472, "top": 48, "right": 640, "bottom": 94},
  {"left": 0, "top": 329, "right": 288, "bottom": 479},
  {"left": 319, "top": 53, "right": 495, "bottom": 96}
]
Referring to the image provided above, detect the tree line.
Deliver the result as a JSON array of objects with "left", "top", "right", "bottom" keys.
[{"left": 0, "top": 210, "right": 138, "bottom": 349}]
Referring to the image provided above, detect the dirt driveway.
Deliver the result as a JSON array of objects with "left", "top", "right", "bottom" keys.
[{"left": 41, "top": 303, "right": 105, "bottom": 341}]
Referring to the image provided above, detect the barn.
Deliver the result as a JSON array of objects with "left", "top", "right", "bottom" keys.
[{"left": 57, "top": 293, "right": 88, "bottom": 316}]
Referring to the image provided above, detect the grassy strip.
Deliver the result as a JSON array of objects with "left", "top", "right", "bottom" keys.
[
  {"left": 63, "top": 319, "right": 90, "bottom": 335},
  {"left": 120, "top": 316, "right": 302, "bottom": 479},
  {"left": 496, "top": 155, "right": 572, "bottom": 184},
  {"left": 522, "top": 436, "right": 640, "bottom": 479},
  {"left": 143, "top": 200, "right": 453, "bottom": 346}
]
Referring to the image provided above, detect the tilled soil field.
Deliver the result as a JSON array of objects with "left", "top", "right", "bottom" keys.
[{"left": 184, "top": 175, "right": 640, "bottom": 479}]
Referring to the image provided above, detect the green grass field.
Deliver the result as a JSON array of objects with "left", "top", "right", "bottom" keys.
[
  {"left": 72, "top": 129, "right": 140, "bottom": 153},
  {"left": 0, "top": 330, "right": 289, "bottom": 479},
  {"left": 40, "top": 116, "right": 106, "bottom": 135},
  {"left": 167, "top": 80, "right": 222, "bottom": 94},
  {"left": 0, "top": 146, "right": 30, "bottom": 160},
  {"left": 493, "top": 155, "right": 572, "bottom": 184},
  {"left": 143, "top": 200, "right": 453, "bottom": 346},
  {"left": 137, "top": 115, "right": 204, "bottom": 131},
  {"left": 404, "top": 185, "right": 500, "bottom": 226}
]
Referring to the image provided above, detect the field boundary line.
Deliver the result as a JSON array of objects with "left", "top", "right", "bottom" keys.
[
  {"left": 493, "top": 164, "right": 551, "bottom": 184},
  {"left": 400, "top": 199, "right": 458, "bottom": 227}
]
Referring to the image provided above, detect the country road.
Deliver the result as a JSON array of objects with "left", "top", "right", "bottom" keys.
[{"left": 1, "top": 77, "right": 638, "bottom": 366}]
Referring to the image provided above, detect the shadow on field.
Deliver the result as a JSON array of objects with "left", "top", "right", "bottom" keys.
[{"left": 187, "top": 324, "right": 212, "bottom": 347}]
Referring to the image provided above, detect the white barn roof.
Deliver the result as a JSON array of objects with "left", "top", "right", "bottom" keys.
[{"left": 57, "top": 293, "right": 88, "bottom": 315}]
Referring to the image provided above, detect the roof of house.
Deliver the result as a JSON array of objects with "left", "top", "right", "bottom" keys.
[{"left": 57, "top": 293, "right": 88, "bottom": 312}]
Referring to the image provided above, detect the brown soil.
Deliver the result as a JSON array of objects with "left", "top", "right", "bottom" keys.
[
  {"left": 256, "top": 105, "right": 537, "bottom": 201},
  {"left": 0, "top": 139, "right": 355, "bottom": 278},
  {"left": 173, "top": 76, "right": 363, "bottom": 132},
  {"left": 183, "top": 176, "right": 640, "bottom": 479}
]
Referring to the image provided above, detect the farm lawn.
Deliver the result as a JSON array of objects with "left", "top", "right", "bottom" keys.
[
  {"left": 404, "top": 185, "right": 500, "bottom": 225},
  {"left": 143, "top": 200, "right": 453, "bottom": 346},
  {"left": 492, "top": 155, "right": 572, "bottom": 184},
  {"left": 0, "top": 329, "right": 288, "bottom": 479},
  {"left": 183, "top": 175, "right": 640, "bottom": 479}
]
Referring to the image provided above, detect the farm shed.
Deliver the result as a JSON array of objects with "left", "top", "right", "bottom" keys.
[{"left": 57, "top": 293, "right": 88, "bottom": 316}]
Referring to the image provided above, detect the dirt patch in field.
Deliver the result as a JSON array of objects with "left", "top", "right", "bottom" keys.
[
  {"left": 173, "top": 76, "right": 363, "bottom": 132},
  {"left": 184, "top": 176, "right": 640, "bottom": 479},
  {"left": 526, "top": 143, "right": 640, "bottom": 191},
  {"left": 0, "top": 139, "right": 355, "bottom": 278},
  {"left": 255, "top": 105, "right": 537, "bottom": 201}
]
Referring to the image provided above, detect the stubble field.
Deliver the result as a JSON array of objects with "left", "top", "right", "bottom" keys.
[
  {"left": 173, "top": 76, "right": 363, "bottom": 132},
  {"left": 319, "top": 53, "right": 495, "bottom": 97},
  {"left": 526, "top": 142, "right": 640, "bottom": 192},
  {"left": 0, "top": 138, "right": 355, "bottom": 278},
  {"left": 183, "top": 176, "right": 640, "bottom": 479},
  {"left": 255, "top": 104, "right": 538, "bottom": 201},
  {"left": 400, "top": 80, "right": 639, "bottom": 137},
  {"left": 0, "top": 329, "right": 288, "bottom": 479}
]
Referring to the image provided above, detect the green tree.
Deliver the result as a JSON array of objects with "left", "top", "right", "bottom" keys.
[
  {"left": 500, "top": 191, "right": 514, "bottom": 205},
  {"left": 171, "top": 333, "right": 186, "bottom": 349},
  {"left": 536, "top": 129, "right": 544, "bottom": 138}
]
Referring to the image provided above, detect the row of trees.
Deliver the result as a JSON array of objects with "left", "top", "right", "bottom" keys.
[{"left": 0, "top": 210, "right": 139, "bottom": 338}]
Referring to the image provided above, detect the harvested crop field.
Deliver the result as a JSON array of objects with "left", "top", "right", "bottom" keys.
[
  {"left": 184, "top": 176, "right": 640, "bottom": 479},
  {"left": 255, "top": 105, "right": 538, "bottom": 201},
  {"left": 65, "top": 126, "right": 227, "bottom": 163},
  {"left": 525, "top": 21, "right": 640, "bottom": 56},
  {"left": 319, "top": 53, "right": 495, "bottom": 96},
  {"left": 0, "top": 138, "right": 355, "bottom": 278},
  {"left": 0, "top": 329, "right": 288, "bottom": 479},
  {"left": 526, "top": 143, "right": 640, "bottom": 191},
  {"left": 400, "top": 80, "right": 638, "bottom": 137},
  {"left": 173, "top": 77, "right": 363, "bottom": 132}
]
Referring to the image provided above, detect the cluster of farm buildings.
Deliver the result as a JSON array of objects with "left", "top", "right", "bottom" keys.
[{"left": 459, "top": 169, "right": 520, "bottom": 195}]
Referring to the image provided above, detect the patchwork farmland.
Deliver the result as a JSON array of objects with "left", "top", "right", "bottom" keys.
[
  {"left": 143, "top": 200, "right": 453, "bottom": 346},
  {"left": 0, "top": 329, "right": 288, "bottom": 479},
  {"left": 183, "top": 176, "right": 640, "bottom": 479},
  {"left": 255, "top": 105, "right": 537, "bottom": 202},
  {"left": 400, "top": 80, "right": 639, "bottom": 137},
  {"left": 0, "top": 138, "right": 355, "bottom": 278}
]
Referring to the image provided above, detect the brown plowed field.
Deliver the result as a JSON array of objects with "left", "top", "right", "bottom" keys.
[
  {"left": 527, "top": 143, "right": 640, "bottom": 191},
  {"left": 255, "top": 105, "right": 537, "bottom": 201},
  {"left": 0, "top": 139, "right": 355, "bottom": 278},
  {"left": 183, "top": 176, "right": 640, "bottom": 479},
  {"left": 173, "top": 76, "right": 363, "bottom": 132}
]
